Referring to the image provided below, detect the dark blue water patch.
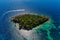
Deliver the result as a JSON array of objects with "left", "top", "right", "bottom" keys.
[
  {"left": 0, "top": 25, "right": 13, "bottom": 40},
  {"left": 0, "top": 0, "right": 59, "bottom": 16},
  {"left": 50, "top": 28, "right": 60, "bottom": 40},
  {"left": 0, "top": 0, "right": 60, "bottom": 40}
]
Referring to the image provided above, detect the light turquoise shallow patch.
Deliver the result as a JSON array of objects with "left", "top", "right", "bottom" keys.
[
  {"left": 59, "top": 32, "right": 60, "bottom": 34},
  {"left": 33, "top": 19, "right": 56, "bottom": 40},
  {"left": 58, "top": 26, "right": 60, "bottom": 28}
]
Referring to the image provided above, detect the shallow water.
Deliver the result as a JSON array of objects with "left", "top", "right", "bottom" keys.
[
  {"left": 0, "top": 10, "right": 57, "bottom": 40},
  {"left": 0, "top": 0, "right": 60, "bottom": 40}
]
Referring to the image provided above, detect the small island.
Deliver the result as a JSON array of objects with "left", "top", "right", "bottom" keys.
[{"left": 11, "top": 14, "right": 49, "bottom": 30}]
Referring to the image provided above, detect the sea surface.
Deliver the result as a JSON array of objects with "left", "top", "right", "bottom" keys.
[{"left": 0, "top": 0, "right": 60, "bottom": 40}]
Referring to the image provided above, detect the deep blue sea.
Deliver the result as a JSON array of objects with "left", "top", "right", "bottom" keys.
[{"left": 0, "top": 0, "right": 60, "bottom": 40}]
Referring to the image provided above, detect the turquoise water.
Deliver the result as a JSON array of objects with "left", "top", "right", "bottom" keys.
[
  {"left": 0, "top": 0, "right": 60, "bottom": 40},
  {"left": 0, "top": 10, "right": 57, "bottom": 40},
  {"left": 0, "top": 9, "right": 60, "bottom": 40},
  {"left": 34, "top": 22, "right": 55, "bottom": 40},
  {"left": 32, "top": 18, "right": 55, "bottom": 40}
]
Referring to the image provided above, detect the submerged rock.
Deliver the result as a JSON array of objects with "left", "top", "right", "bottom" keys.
[{"left": 11, "top": 14, "right": 49, "bottom": 30}]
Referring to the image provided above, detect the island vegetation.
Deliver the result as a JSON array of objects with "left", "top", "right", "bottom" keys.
[{"left": 11, "top": 14, "right": 49, "bottom": 30}]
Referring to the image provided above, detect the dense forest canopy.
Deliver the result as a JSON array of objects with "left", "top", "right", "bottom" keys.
[{"left": 11, "top": 14, "right": 49, "bottom": 30}]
